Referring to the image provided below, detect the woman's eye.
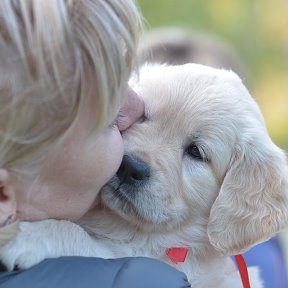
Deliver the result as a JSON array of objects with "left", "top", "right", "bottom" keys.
[{"left": 185, "top": 145, "right": 204, "bottom": 160}]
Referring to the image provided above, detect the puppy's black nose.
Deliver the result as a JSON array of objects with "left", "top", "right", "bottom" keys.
[{"left": 117, "top": 155, "right": 150, "bottom": 185}]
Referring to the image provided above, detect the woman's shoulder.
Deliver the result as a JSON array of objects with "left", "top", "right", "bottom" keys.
[{"left": 0, "top": 256, "right": 190, "bottom": 288}]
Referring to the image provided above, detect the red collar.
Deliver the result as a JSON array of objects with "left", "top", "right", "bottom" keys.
[
  {"left": 234, "top": 254, "right": 251, "bottom": 288},
  {"left": 166, "top": 248, "right": 251, "bottom": 288}
]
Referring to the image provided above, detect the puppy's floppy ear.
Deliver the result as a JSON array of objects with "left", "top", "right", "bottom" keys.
[{"left": 207, "top": 135, "right": 288, "bottom": 256}]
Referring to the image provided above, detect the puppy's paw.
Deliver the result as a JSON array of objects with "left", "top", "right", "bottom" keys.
[
  {"left": 0, "top": 222, "right": 45, "bottom": 270},
  {"left": 0, "top": 220, "right": 78, "bottom": 270}
]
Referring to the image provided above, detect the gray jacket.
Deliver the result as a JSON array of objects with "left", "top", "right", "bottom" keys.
[{"left": 0, "top": 256, "right": 190, "bottom": 288}]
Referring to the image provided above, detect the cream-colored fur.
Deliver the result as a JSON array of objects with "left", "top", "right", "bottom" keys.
[{"left": 2, "top": 64, "right": 288, "bottom": 287}]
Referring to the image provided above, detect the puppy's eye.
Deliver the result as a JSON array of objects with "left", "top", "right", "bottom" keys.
[{"left": 185, "top": 145, "right": 204, "bottom": 160}]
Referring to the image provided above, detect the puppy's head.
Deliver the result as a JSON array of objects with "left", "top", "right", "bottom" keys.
[{"left": 101, "top": 64, "right": 288, "bottom": 255}]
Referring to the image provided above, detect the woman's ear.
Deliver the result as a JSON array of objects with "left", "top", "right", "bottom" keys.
[
  {"left": 0, "top": 169, "right": 16, "bottom": 223},
  {"left": 207, "top": 137, "right": 288, "bottom": 256},
  {"left": 0, "top": 169, "right": 19, "bottom": 248}
]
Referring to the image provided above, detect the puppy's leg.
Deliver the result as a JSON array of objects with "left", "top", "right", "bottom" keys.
[{"left": 0, "top": 220, "right": 112, "bottom": 270}]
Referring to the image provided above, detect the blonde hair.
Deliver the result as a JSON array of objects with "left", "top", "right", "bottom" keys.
[{"left": 0, "top": 0, "right": 141, "bottom": 176}]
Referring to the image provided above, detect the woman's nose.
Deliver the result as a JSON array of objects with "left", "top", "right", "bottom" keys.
[{"left": 116, "top": 88, "right": 144, "bottom": 131}]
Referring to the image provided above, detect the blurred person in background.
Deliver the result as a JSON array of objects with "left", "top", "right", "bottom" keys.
[{"left": 138, "top": 27, "right": 247, "bottom": 80}]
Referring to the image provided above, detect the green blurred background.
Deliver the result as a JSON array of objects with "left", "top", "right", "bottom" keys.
[{"left": 137, "top": 0, "right": 288, "bottom": 149}]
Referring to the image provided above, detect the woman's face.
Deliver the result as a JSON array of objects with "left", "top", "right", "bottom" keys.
[{"left": 15, "top": 89, "right": 144, "bottom": 221}]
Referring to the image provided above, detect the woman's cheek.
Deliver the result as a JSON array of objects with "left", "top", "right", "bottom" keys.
[
  {"left": 99, "top": 127, "right": 124, "bottom": 185},
  {"left": 109, "top": 127, "right": 124, "bottom": 175}
]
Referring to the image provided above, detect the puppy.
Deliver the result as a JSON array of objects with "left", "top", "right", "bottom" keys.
[{"left": 1, "top": 64, "right": 288, "bottom": 288}]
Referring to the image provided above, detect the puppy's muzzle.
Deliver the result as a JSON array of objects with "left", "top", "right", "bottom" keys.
[{"left": 117, "top": 155, "right": 150, "bottom": 185}]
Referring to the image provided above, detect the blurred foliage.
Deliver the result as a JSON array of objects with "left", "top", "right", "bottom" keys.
[{"left": 137, "top": 0, "right": 288, "bottom": 149}]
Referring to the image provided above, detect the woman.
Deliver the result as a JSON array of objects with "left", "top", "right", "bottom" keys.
[{"left": 0, "top": 1, "right": 189, "bottom": 287}]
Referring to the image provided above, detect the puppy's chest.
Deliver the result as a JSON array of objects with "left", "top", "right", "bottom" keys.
[
  {"left": 103, "top": 241, "right": 251, "bottom": 287},
  {"left": 109, "top": 245, "right": 227, "bottom": 287},
  {"left": 107, "top": 241, "right": 166, "bottom": 260},
  {"left": 105, "top": 242, "right": 195, "bottom": 279}
]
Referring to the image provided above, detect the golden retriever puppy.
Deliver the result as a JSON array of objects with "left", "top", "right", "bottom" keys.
[{"left": 1, "top": 64, "right": 288, "bottom": 288}]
